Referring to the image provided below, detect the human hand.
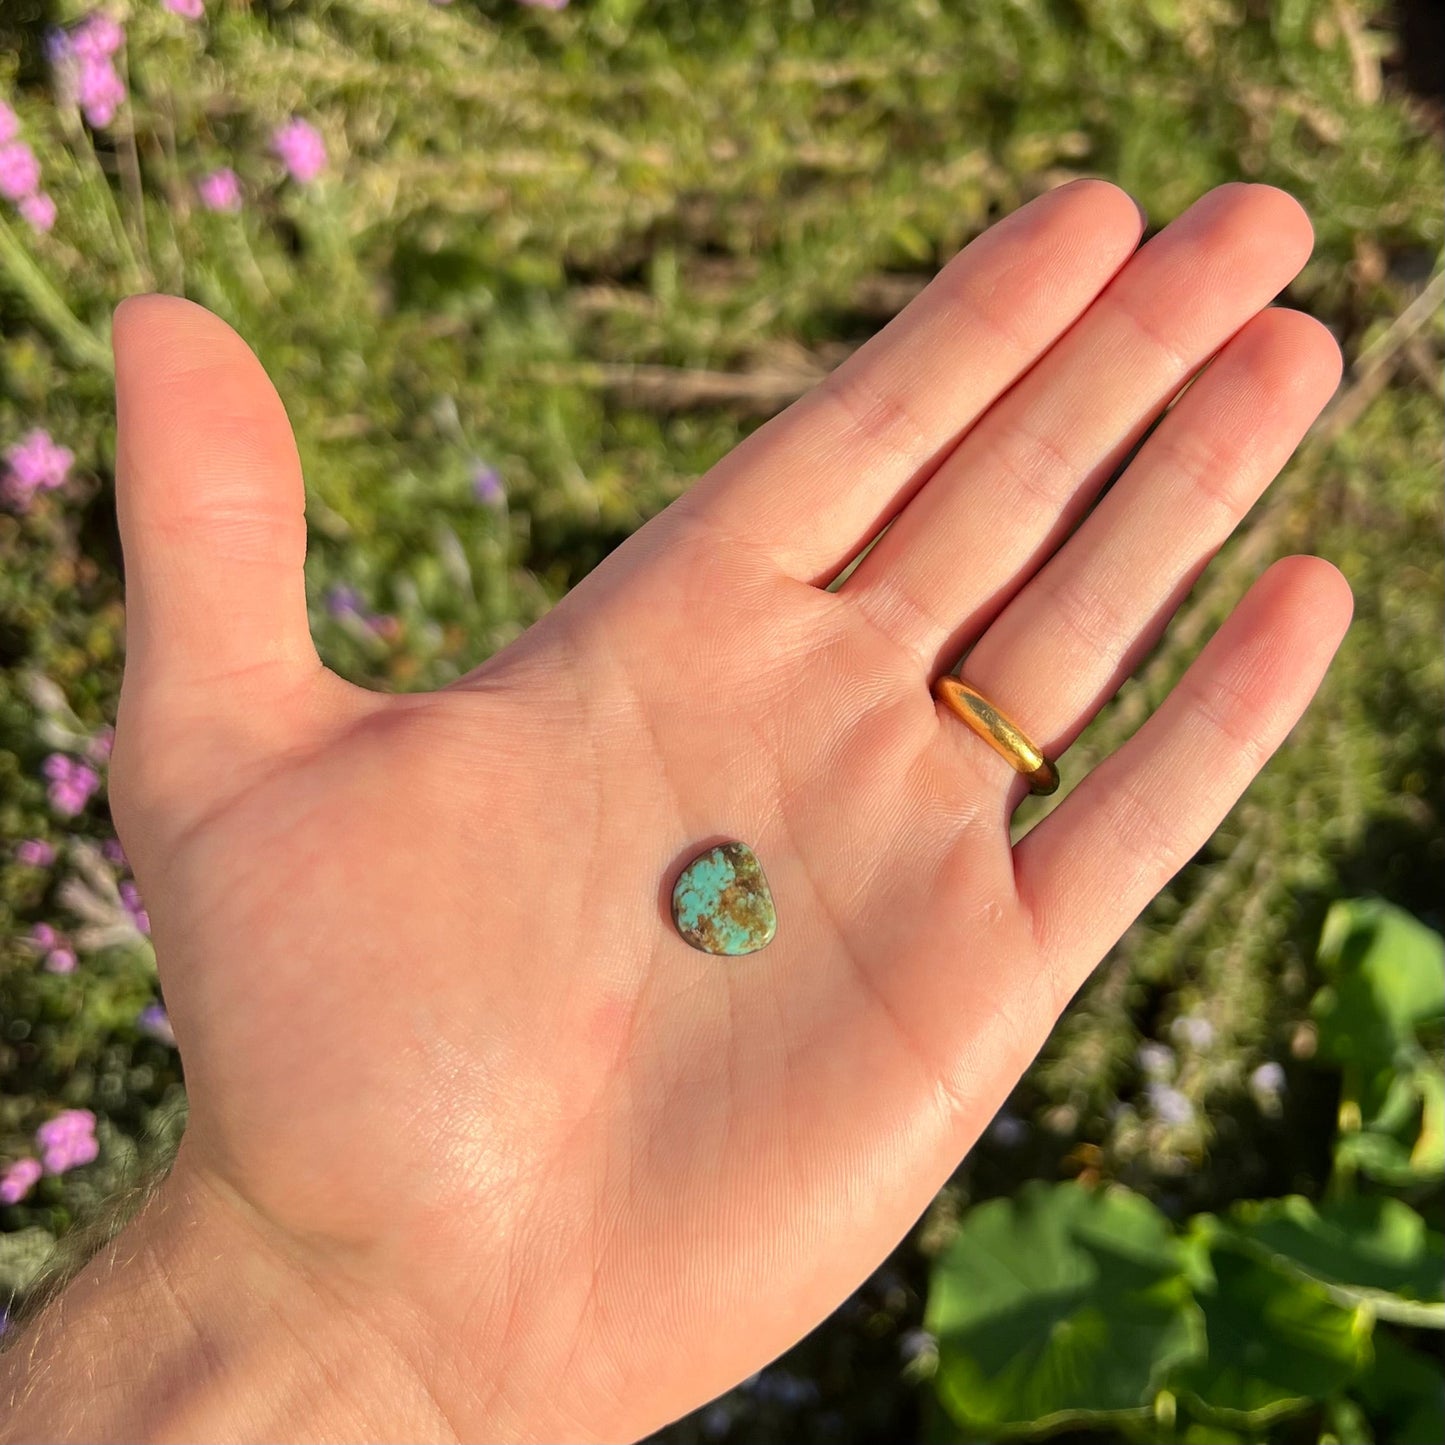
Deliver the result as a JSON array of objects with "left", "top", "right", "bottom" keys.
[{"left": 1, "top": 181, "right": 1351, "bottom": 1443}]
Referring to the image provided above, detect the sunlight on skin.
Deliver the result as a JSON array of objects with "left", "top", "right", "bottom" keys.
[{"left": 0, "top": 180, "right": 1352, "bottom": 1444}]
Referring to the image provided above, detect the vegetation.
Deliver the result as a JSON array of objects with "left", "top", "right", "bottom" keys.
[{"left": 2, "top": 1, "right": 1440, "bottom": 1439}]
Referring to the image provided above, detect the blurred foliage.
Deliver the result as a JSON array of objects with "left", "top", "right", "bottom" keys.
[
  {"left": 1, "top": 0, "right": 1441, "bottom": 1438},
  {"left": 923, "top": 902, "right": 1443, "bottom": 1443}
]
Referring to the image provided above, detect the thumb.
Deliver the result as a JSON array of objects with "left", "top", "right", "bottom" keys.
[
  {"left": 113, "top": 294, "right": 317, "bottom": 693},
  {"left": 111, "top": 295, "right": 325, "bottom": 820}
]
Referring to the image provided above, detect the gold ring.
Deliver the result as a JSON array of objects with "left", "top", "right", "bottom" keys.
[{"left": 933, "top": 676, "right": 1059, "bottom": 796}]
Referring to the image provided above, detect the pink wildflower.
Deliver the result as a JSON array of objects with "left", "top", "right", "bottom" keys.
[
  {"left": 5, "top": 429, "right": 74, "bottom": 503},
  {"left": 0, "top": 141, "right": 41, "bottom": 201},
  {"left": 271, "top": 118, "right": 327, "bottom": 184},
  {"left": 0, "top": 1158, "right": 43, "bottom": 1205},
  {"left": 35, "top": 1110, "right": 99, "bottom": 1174},
  {"left": 72, "top": 14, "right": 124, "bottom": 60},
  {"left": 42, "top": 753, "right": 101, "bottom": 817},
  {"left": 18, "top": 191, "right": 57, "bottom": 232},
  {"left": 197, "top": 166, "right": 242, "bottom": 212},
  {"left": 77, "top": 52, "right": 126, "bottom": 127},
  {"left": 50, "top": 16, "right": 127, "bottom": 129},
  {"left": 44, "top": 947, "right": 78, "bottom": 975}
]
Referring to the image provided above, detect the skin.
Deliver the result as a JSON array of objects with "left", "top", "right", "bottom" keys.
[{"left": 0, "top": 180, "right": 1353, "bottom": 1444}]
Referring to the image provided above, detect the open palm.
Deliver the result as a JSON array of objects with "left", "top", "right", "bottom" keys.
[{"left": 104, "top": 181, "right": 1349, "bottom": 1443}]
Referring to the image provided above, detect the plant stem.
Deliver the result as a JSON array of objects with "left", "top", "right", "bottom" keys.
[{"left": 0, "top": 216, "right": 114, "bottom": 374}]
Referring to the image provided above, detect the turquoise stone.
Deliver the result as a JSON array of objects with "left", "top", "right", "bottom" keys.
[{"left": 671, "top": 841, "right": 777, "bottom": 956}]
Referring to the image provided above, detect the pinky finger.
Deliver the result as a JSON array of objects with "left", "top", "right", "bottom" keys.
[{"left": 1012, "top": 556, "right": 1353, "bottom": 979}]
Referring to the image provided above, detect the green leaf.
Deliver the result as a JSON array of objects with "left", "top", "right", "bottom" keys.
[
  {"left": 1410, "top": 1068, "right": 1445, "bottom": 1174},
  {"left": 1170, "top": 1244, "right": 1372, "bottom": 1428},
  {"left": 1324, "top": 1393, "right": 1375, "bottom": 1444},
  {"left": 1334, "top": 1066, "right": 1445, "bottom": 1187},
  {"left": 1313, "top": 899, "right": 1444, "bottom": 1078},
  {"left": 1351, "top": 1333, "right": 1445, "bottom": 1445},
  {"left": 1334, "top": 1130, "right": 1431, "bottom": 1189},
  {"left": 924, "top": 1181, "right": 1204, "bottom": 1435},
  {"left": 1225, "top": 1196, "right": 1445, "bottom": 1327}
]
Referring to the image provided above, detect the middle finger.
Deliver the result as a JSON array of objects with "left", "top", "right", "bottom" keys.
[{"left": 840, "top": 183, "right": 1315, "bottom": 670}]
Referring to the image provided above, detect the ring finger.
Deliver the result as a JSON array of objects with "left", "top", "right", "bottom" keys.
[{"left": 938, "top": 303, "right": 1343, "bottom": 796}]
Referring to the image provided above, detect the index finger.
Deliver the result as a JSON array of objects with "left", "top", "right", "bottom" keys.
[{"left": 677, "top": 180, "right": 1146, "bottom": 585}]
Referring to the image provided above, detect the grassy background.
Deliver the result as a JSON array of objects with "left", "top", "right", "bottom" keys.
[{"left": 2, "top": 1, "right": 1441, "bottom": 1439}]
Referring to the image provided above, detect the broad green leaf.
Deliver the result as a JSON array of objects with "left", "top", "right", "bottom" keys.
[
  {"left": 1170, "top": 1244, "right": 1372, "bottom": 1428},
  {"left": 1334, "top": 1130, "right": 1429, "bottom": 1188},
  {"left": 1335, "top": 1067, "right": 1445, "bottom": 1189},
  {"left": 925, "top": 1181, "right": 1204, "bottom": 1435},
  {"left": 1313, "top": 900, "right": 1444, "bottom": 1075},
  {"left": 1324, "top": 1393, "right": 1375, "bottom": 1444},
  {"left": 1225, "top": 1196, "right": 1444, "bottom": 1327},
  {"left": 1351, "top": 1333, "right": 1445, "bottom": 1445},
  {"left": 1410, "top": 1068, "right": 1445, "bottom": 1173}
]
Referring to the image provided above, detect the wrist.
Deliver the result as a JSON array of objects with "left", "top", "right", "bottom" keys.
[{"left": 0, "top": 1148, "right": 452, "bottom": 1444}]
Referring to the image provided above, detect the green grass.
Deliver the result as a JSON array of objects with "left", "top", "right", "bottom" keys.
[{"left": 2, "top": 1, "right": 1441, "bottom": 1438}]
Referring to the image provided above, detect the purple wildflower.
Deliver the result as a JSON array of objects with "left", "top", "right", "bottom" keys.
[
  {"left": 15, "top": 839, "right": 57, "bottom": 868},
  {"left": 699, "top": 1403, "right": 731, "bottom": 1441},
  {"left": 0, "top": 1157, "right": 43, "bottom": 1205},
  {"left": 4, "top": 429, "right": 74, "bottom": 508},
  {"left": 163, "top": 0, "right": 205, "bottom": 17},
  {"left": 42, "top": 753, "right": 101, "bottom": 817},
  {"left": 899, "top": 1328, "right": 938, "bottom": 1363},
  {"left": 1136, "top": 1041, "right": 1176, "bottom": 1079},
  {"left": 119, "top": 879, "right": 150, "bottom": 935},
  {"left": 86, "top": 725, "right": 115, "bottom": 762},
  {"left": 137, "top": 1003, "right": 176, "bottom": 1045},
  {"left": 471, "top": 461, "right": 506, "bottom": 507},
  {"left": 325, "top": 584, "right": 366, "bottom": 619},
  {"left": 0, "top": 141, "right": 41, "bottom": 201},
  {"left": 197, "top": 166, "right": 242, "bottom": 213},
  {"left": 100, "top": 837, "right": 127, "bottom": 866},
  {"left": 1145, "top": 1081, "right": 1195, "bottom": 1127},
  {"left": 1251, "top": 1061, "right": 1286, "bottom": 1098},
  {"left": 324, "top": 585, "right": 398, "bottom": 639},
  {"left": 518, "top": 0, "right": 571, "bottom": 10},
  {"left": 36, "top": 1109, "right": 99, "bottom": 1174},
  {"left": 271, "top": 118, "right": 327, "bottom": 184},
  {"left": 751, "top": 1371, "right": 818, "bottom": 1408},
  {"left": 1170, "top": 1015, "right": 1215, "bottom": 1051},
  {"left": 0, "top": 102, "right": 18, "bottom": 144},
  {"left": 987, "top": 1109, "right": 1029, "bottom": 1147},
  {"left": 18, "top": 191, "right": 57, "bottom": 232},
  {"left": 44, "top": 946, "right": 77, "bottom": 975}
]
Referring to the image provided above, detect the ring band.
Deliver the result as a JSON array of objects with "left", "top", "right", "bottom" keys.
[{"left": 934, "top": 676, "right": 1059, "bottom": 796}]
